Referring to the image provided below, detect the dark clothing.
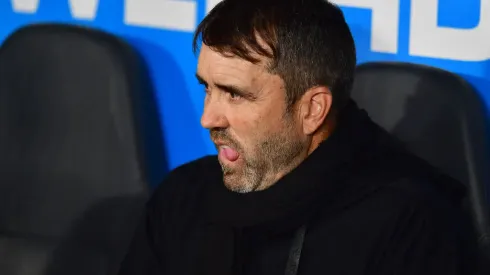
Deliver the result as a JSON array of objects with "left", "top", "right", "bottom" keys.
[{"left": 118, "top": 101, "right": 478, "bottom": 275}]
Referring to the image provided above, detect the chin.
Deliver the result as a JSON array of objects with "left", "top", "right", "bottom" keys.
[{"left": 223, "top": 174, "right": 253, "bottom": 193}]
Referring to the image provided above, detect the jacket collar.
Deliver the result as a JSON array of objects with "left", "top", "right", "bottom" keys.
[{"left": 202, "top": 100, "right": 466, "bottom": 233}]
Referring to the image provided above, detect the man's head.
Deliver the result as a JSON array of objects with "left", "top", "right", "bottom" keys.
[{"left": 194, "top": 0, "right": 356, "bottom": 193}]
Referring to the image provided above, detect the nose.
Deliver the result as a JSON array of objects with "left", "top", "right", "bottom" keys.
[{"left": 200, "top": 95, "right": 229, "bottom": 129}]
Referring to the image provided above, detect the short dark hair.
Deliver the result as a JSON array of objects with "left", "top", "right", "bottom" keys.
[{"left": 193, "top": 0, "right": 356, "bottom": 111}]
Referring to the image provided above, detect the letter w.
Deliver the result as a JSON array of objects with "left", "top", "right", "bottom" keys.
[{"left": 11, "top": 0, "right": 100, "bottom": 20}]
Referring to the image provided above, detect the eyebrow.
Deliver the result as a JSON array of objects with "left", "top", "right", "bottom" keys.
[{"left": 195, "top": 73, "right": 257, "bottom": 100}]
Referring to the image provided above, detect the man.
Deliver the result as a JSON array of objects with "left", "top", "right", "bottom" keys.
[{"left": 118, "top": 0, "right": 479, "bottom": 274}]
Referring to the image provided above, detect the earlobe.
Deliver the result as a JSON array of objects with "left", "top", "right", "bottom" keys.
[{"left": 302, "top": 86, "right": 332, "bottom": 135}]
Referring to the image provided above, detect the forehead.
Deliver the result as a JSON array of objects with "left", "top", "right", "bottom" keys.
[{"left": 197, "top": 45, "right": 268, "bottom": 84}]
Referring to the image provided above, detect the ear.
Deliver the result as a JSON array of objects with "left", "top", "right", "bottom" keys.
[{"left": 298, "top": 86, "right": 332, "bottom": 135}]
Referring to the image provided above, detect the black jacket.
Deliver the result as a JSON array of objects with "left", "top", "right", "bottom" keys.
[{"left": 118, "top": 101, "right": 478, "bottom": 275}]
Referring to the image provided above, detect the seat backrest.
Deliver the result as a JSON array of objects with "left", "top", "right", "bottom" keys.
[
  {"left": 351, "top": 61, "right": 490, "bottom": 259},
  {"left": 0, "top": 24, "right": 161, "bottom": 275}
]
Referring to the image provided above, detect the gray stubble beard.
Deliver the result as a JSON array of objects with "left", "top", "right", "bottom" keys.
[{"left": 221, "top": 115, "right": 307, "bottom": 193}]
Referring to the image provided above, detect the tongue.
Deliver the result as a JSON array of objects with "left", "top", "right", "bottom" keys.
[{"left": 222, "top": 147, "right": 239, "bottom": 162}]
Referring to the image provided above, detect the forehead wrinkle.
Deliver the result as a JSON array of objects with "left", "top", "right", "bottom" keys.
[
  {"left": 211, "top": 66, "right": 264, "bottom": 93},
  {"left": 198, "top": 45, "right": 276, "bottom": 93}
]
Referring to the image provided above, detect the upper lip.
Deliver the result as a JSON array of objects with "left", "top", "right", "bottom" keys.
[
  {"left": 213, "top": 139, "right": 234, "bottom": 148},
  {"left": 214, "top": 141, "right": 230, "bottom": 147}
]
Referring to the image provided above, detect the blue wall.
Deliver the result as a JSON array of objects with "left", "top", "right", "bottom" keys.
[{"left": 1, "top": 0, "right": 489, "bottom": 172}]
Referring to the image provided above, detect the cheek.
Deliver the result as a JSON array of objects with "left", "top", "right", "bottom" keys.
[
  {"left": 237, "top": 113, "right": 297, "bottom": 151},
  {"left": 226, "top": 100, "right": 292, "bottom": 149},
  {"left": 228, "top": 112, "right": 262, "bottom": 146}
]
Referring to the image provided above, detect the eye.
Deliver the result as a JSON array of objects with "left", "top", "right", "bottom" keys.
[{"left": 228, "top": 91, "right": 242, "bottom": 100}]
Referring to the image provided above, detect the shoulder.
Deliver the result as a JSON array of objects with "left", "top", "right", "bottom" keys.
[
  {"left": 350, "top": 136, "right": 468, "bottom": 223},
  {"left": 348, "top": 137, "right": 477, "bottom": 247},
  {"left": 321, "top": 174, "right": 474, "bottom": 261},
  {"left": 374, "top": 177, "right": 478, "bottom": 268},
  {"left": 350, "top": 177, "right": 479, "bottom": 274},
  {"left": 377, "top": 176, "right": 462, "bottom": 219},
  {"left": 348, "top": 174, "right": 470, "bottom": 240},
  {"left": 374, "top": 152, "right": 467, "bottom": 223},
  {"left": 334, "top": 145, "right": 469, "bottom": 233}
]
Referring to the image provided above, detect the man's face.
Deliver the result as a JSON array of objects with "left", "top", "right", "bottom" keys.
[{"left": 197, "top": 45, "right": 308, "bottom": 193}]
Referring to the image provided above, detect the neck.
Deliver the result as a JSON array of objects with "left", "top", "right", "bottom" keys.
[{"left": 308, "top": 115, "right": 337, "bottom": 155}]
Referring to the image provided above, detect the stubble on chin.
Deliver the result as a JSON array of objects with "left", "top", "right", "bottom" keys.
[{"left": 220, "top": 164, "right": 256, "bottom": 193}]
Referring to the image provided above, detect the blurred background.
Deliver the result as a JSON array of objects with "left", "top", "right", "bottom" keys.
[{"left": 2, "top": 0, "right": 489, "bottom": 175}]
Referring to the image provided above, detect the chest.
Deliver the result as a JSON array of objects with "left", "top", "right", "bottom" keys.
[{"left": 160, "top": 217, "right": 383, "bottom": 275}]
